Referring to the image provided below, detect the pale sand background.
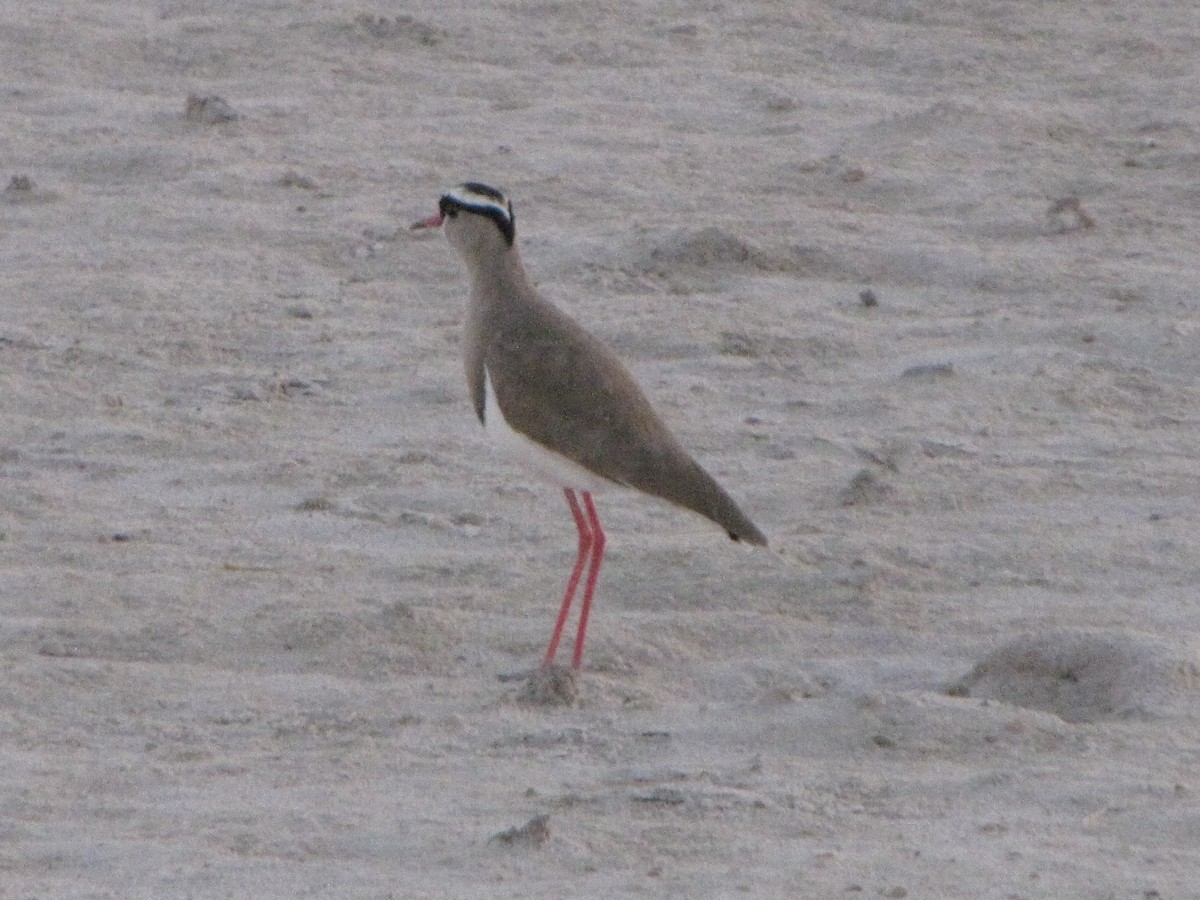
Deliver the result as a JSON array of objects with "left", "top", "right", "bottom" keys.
[{"left": 3, "top": 2, "right": 1199, "bottom": 897}]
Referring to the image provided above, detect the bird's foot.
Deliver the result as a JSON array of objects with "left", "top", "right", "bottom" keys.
[{"left": 517, "top": 664, "right": 579, "bottom": 706}]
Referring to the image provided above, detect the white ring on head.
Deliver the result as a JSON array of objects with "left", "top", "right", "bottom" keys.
[{"left": 442, "top": 185, "right": 511, "bottom": 224}]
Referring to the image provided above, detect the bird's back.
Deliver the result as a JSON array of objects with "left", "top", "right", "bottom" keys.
[{"left": 483, "top": 296, "right": 767, "bottom": 545}]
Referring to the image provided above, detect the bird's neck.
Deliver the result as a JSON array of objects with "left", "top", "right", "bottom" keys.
[{"left": 464, "top": 246, "right": 536, "bottom": 316}]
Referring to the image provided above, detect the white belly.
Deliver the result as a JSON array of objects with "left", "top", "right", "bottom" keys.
[{"left": 483, "top": 369, "right": 612, "bottom": 493}]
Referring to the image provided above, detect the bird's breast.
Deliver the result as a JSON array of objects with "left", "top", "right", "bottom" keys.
[{"left": 482, "top": 367, "right": 612, "bottom": 493}]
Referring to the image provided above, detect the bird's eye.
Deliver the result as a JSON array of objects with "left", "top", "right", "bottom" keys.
[{"left": 446, "top": 208, "right": 458, "bottom": 218}]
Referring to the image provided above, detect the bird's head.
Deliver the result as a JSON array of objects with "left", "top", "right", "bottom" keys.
[{"left": 412, "top": 182, "right": 516, "bottom": 256}]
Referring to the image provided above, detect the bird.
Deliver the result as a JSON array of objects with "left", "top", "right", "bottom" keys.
[{"left": 412, "top": 182, "right": 767, "bottom": 673}]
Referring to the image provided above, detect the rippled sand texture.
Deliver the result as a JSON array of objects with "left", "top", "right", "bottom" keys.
[{"left": 3, "top": 3, "right": 1198, "bottom": 897}]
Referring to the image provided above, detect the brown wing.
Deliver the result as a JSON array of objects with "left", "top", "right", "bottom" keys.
[{"left": 484, "top": 304, "right": 767, "bottom": 545}]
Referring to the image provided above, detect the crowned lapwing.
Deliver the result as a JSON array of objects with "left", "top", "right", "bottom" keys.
[{"left": 413, "top": 183, "right": 766, "bottom": 672}]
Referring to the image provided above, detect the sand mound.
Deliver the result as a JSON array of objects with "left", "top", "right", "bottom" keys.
[
  {"left": 949, "top": 629, "right": 1200, "bottom": 722},
  {"left": 642, "top": 227, "right": 773, "bottom": 272},
  {"left": 634, "top": 226, "right": 837, "bottom": 284}
]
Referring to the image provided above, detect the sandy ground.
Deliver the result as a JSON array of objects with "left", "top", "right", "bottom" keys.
[{"left": 3, "top": 1, "right": 1199, "bottom": 897}]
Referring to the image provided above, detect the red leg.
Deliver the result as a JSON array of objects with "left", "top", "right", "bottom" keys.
[
  {"left": 571, "top": 491, "right": 606, "bottom": 670},
  {"left": 543, "top": 488, "right": 593, "bottom": 667}
]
